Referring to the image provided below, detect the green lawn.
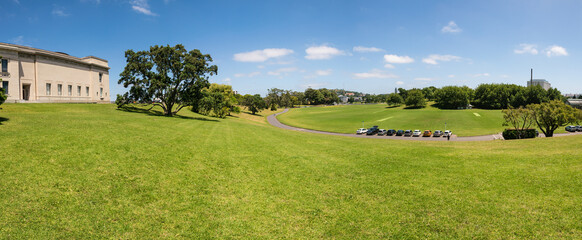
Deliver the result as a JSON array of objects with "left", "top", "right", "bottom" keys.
[
  {"left": 278, "top": 104, "right": 509, "bottom": 136},
  {"left": 1, "top": 104, "right": 581, "bottom": 238}
]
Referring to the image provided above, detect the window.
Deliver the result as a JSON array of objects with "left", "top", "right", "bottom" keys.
[
  {"left": 99, "top": 73, "right": 103, "bottom": 83},
  {"left": 2, "top": 81, "right": 8, "bottom": 94},
  {"left": 46, "top": 83, "right": 51, "bottom": 95},
  {"left": 100, "top": 88, "right": 103, "bottom": 97},
  {"left": 1, "top": 59, "right": 7, "bottom": 73},
  {"left": 68, "top": 85, "right": 72, "bottom": 96},
  {"left": 58, "top": 84, "right": 62, "bottom": 96},
  {"left": 77, "top": 86, "right": 81, "bottom": 96},
  {"left": 86, "top": 87, "right": 89, "bottom": 96}
]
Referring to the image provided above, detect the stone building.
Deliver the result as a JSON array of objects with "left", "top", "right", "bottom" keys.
[{"left": 0, "top": 42, "right": 110, "bottom": 103}]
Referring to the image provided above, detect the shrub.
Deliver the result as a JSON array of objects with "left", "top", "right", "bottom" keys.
[{"left": 502, "top": 128, "right": 537, "bottom": 140}]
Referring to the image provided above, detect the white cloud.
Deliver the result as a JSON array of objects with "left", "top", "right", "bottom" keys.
[
  {"left": 545, "top": 45, "right": 568, "bottom": 57},
  {"left": 353, "top": 69, "right": 398, "bottom": 79},
  {"left": 234, "top": 72, "right": 261, "bottom": 78},
  {"left": 514, "top": 44, "right": 538, "bottom": 55},
  {"left": 233, "top": 48, "right": 294, "bottom": 62},
  {"left": 395, "top": 81, "right": 404, "bottom": 85},
  {"left": 10, "top": 36, "right": 24, "bottom": 45},
  {"left": 222, "top": 78, "right": 232, "bottom": 84},
  {"left": 441, "top": 21, "right": 461, "bottom": 33},
  {"left": 473, "top": 73, "right": 490, "bottom": 77},
  {"left": 267, "top": 67, "right": 298, "bottom": 76},
  {"left": 414, "top": 77, "right": 434, "bottom": 81},
  {"left": 305, "top": 45, "right": 345, "bottom": 60},
  {"left": 257, "top": 65, "right": 265, "bottom": 69},
  {"left": 130, "top": 0, "right": 157, "bottom": 16},
  {"left": 301, "top": 83, "right": 327, "bottom": 89},
  {"left": 384, "top": 64, "right": 395, "bottom": 69},
  {"left": 448, "top": 74, "right": 455, "bottom": 78},
  {"left": 422, "top": 54, "right": 461, "bottom": 65},
  {"left": 353, "top": 46, "right": 384, "bottom": 53},
  {"left": 316, "top": 69, "right": 332, "bottom": 76},
  {"left": 52, "top": 6, "right": 70, "bottom": 17},
  {"left": 384, "top": 54, "right": 414, "bottom": 64}
]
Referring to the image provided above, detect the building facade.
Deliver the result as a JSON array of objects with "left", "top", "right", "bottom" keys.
[
  {"left": 0, "top": 42, "right": 110, "bottom": 103},
  {"left": 527, "top": 79, "right": 551, "bottom": 90}
]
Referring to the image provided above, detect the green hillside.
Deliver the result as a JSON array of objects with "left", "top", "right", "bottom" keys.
[
  {"left": 0, "top": 104, "right": 581, "bottom": 238},
  {"left": 278, "top": 104, "right": 506, "bottom": 136}
]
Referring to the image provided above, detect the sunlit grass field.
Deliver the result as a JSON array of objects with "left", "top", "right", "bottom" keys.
[
  {"left": 1, "top": 103, "right": 581, "bottom": 238},
  {"left": 278, "top": 104, "right": 506, "bottom": 136}
]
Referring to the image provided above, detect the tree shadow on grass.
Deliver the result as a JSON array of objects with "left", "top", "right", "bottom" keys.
[
  {"left": 403, "top": 106, "right": 425, "bottom": 110},
  {"left": 385, "top": 106, "right": 399, "bottom": 109},
  {"left": 117, "top": 106, "right": 219, "bottom": 122},
  {"left": 0, "top": 117, "right": 8, "bottom": 125}
]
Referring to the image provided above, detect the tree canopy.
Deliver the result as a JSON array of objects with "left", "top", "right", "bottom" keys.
[
  {"left": 386, "top": 93, "right": 403, "bottom": 107},
  {"left": 242, "top": 94, "right": 266, "bottom": 115},
  {"left": 404, "top": 89, "right": 426, "bottom": 108},
  {"left": 118, "top": 44, "right": 217, "bottom": 116},
  {"left": 199, "top": 83, "right": 239, "bottom": 118},
  {"left": 435, "top": 86, "right": 474, "bottom": 109},
  {"left": 528, "top": 100, "right": 578, "bottom": 137}
]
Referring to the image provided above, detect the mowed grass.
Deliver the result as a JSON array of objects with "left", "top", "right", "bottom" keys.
[
  {"left": 278, "top": 104, "right": 506, "bottom": 136},
  {"left": 1, "top": 103, "right": 581, "bottom": 238}
]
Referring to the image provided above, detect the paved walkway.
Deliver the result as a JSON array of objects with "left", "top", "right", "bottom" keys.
[{"left": 267, "top": 109, "right": 582, "bottom": 141}]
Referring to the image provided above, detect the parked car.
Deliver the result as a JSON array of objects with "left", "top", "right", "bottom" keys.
[
  {"left": 433, "top": 130, "right": 443, "bottom": 137},
  {"left": 387, "top": 129, "right": 396, "bottom": 136},
  {"left": 377, "top": 129, "right": 387, "bottom": 136},
  {"left": 566, "top": 126, "right": 576, "bottom": 132},
  {"left": 356, "top": 128, "right": 367, "bottom": 134},
  {"left": 422, "top": 130, "right": 432, "bottom": 137},
  {"left": 404, "top": 130, "right": 412, "bottom": 136},
  {"left": 395, "top": 130, "right": 405, "bottom": 136},
  {"left": 412, "top": 130, "right": 422, "bottom": 137},
  {"left": 444, "top": 130, "right": 452, "bottom": 137},
  {"left": 577, "top": 125, "right": 582, "bottom": 132},
  {"left": 366, "top": 126, "right": 379, "bottom": 135}
]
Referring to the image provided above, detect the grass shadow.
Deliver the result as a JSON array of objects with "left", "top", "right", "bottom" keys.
[
  {"left": 385, "top": 106, "right": 399, "bottom": 109},
  {"left": 117, "top": 106, "right": 219, "bottom": 122},
  {"left": 0, "top": 117, "right": 8, "bottom": 125},
  {"left": 403, "top": 106, "right": 425, "bottom": 110},
  {"left": 240, "top": 110, "right": 263, "bottom": 117}
]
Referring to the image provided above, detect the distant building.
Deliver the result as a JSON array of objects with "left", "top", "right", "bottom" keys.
[
  {"left": 338, "top": 95, "right": 349, "bottom": 103},
  {"left": 0, "top": 42, "right": 110, "bottom": 103},
  {"left": 527, "top": 79, "right": 551, "bottom": 90}
]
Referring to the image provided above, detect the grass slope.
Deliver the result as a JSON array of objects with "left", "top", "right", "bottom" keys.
[
  {"left": 0, "top": 104, "right": 581, "bottom": 238},
  {"left": 277, "top": 104, "right": 506, "bottom": 136}
]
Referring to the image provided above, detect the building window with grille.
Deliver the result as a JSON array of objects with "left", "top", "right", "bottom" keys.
[
  {"left": 68, "top": 85, "right": 72, "bottom": 96},
  {"left": 1, "top": 59, "right": 7, "bottom": 73},
  {"left": 100, "top": 87, "right": 103, "bottom": 97},
  {"left": 2, "top": 81, "right": 8, "bottom": 95},
  {"left": 77, "top": 86, "right": 81, "bottom": 96},
  {"left": 46, "top": 83, "right": 51, "bottom": 95},
  {"left": 99, "top": 73, "right": 103, "bottom": 83},
  {"left": 86, "top": 87, "right": 89, "bottom": 96},
  {"left": 58, "top": 84, "right": 62, "bottom": 96}
]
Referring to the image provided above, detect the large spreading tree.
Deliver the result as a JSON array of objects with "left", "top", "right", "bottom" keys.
[
  {"left": 527, "top": 100, "right": 578, "bottom": 137},
  {"left": 118, "top": 44, "right": 217, "bottom": 116}
]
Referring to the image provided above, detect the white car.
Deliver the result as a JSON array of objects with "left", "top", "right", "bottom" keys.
[
  {"left": 444, "top": 130, "right": 452, "bottom": 137},
  {"left": 356, "top": 128, "right": 367, "bottom": 134},
  {"left": 412, "top": 129, "right": 422, "bottom": 137}
]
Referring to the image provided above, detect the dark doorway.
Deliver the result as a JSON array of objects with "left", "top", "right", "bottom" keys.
[{"left": 22, "top": 84, "right": 30, "bottom": 100}]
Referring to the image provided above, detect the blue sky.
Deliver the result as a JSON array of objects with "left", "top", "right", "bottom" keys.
[{"left": 2, "top": 0, "right": 581, "bottom": 96}]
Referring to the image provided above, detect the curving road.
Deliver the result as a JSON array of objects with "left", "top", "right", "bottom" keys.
[{"left": 267, "top": 109, "right": 582, "bottom": 141}]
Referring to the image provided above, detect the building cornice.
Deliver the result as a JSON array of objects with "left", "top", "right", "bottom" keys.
[{"left": 0, "top": 42, "right": 110, "bottom": 70}]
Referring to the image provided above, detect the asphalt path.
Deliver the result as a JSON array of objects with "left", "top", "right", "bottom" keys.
[{"left": 267, "top": 109, "right": 582, "bottom": 141}]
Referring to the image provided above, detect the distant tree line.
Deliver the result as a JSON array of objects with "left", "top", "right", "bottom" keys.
[{"left": 386, "top": 84, "right": 565, "bottom": 110}]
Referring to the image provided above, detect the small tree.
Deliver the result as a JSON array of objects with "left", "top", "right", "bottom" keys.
[
  {"left": 527, "top": 100, "right": 578, "bottom": 137},
  {"left": 198, "top": 83, "right": 238, "bottom": 118},
  {"left": 404, "top": 89, "right": 426, "bottom": 108},
  {"left": 502, "top": 106, "right": 535, "bottom": 139},
  {"left": 242, "top": 94, "right": 266, "bottom": 115},
  {"left": 386, "top": 93, "right": 403, "bottom": 107}
]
